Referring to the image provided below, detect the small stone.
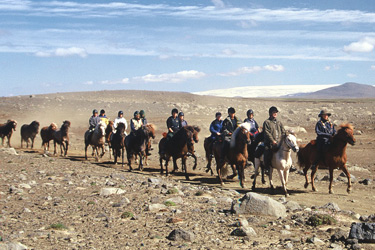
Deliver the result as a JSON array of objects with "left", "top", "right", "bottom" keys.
[
  {"left": 99, "top": 188, "right": 125, "bottom": 196},
  {"left": 230, "top": 226, "right": 257, "bottom": 237},
  {"left": 166, "top": 217, "right": 184, "bottom": 224},
  {"left": 146, "top": 204, "right": 167, "bottom": 212},
  {"left": 321, "top": 202, "right": 341, "bottom": 212},
  {"left": 19, "top": 183, "right": 31, "bottom": 189}
]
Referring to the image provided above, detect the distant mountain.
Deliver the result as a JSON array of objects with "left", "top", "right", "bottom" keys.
[{"left": 285, "top": 82, "right": 375, "bottom": 99}]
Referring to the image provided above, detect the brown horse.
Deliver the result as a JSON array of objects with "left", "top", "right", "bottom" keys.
[
  {"left": 125, "top": 124, "right": 155, "bottom": 171},
  {"left": 84, "top": 120, "right": 107, "bottom": 161},
  {"left": 0, "top": 120, "right": 17, "bottom": 147},
  {"left": 213, "top": 123, "right": 251, "bottom": 188},
  {"left": 20, "top": 120, "right": 40, "bottom": 149},
  {"left": 297, "top": 123, "right": 356, "bottom": 194},
  {"left": 53, "top": 120, "right": 71, "bottom": 156},
  {"left": 159, "top": 125, "right": 200, "bottom": 180},
  {"left": 41, "top": 123, "right": 58, "bottom": 153},
  {"left": 111, "top": 122, "right": 126, "bottom": 168},
  {"left": 105, "top": 120, "right": 114, "bottom": 159},
  {"left": 203, "top": 137, "right": 215, "bottom": 176}
]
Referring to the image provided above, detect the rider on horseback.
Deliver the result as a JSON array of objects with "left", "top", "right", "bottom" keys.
[
  {"left": 140, "top": 110, "right": 147, "bottom": 125},
  {"left": 220, "top": 107, "right": 241, "bottom": 163},
  {"left": 130, "top": 111, "right": 143, "bottom": 135},
  {"left": 263, "top": 106, "right": 286, "bottom": 172},
  {"left": 166, "top": 108, "right": 180, "bottom": 141},
  {"left": 178, "top": 112, "right": 188, "bottom": 127},
  {"left": 99, "top": 109, "right": 109, "bottom": 125},
  {"left": 114, "top": 110, "right": 128, "bottom": 135},
  {"left": 311, "top": 109, "right": 336, "bottom": 171},
  {"left": 244, "top": 109, "right": 260, "bottom": 141},
  {"left": 209, "top": 112, "right": 223, "bottom": 141},
  {"left": 88, "top": 109, "right": 101, "bottom": 142}
]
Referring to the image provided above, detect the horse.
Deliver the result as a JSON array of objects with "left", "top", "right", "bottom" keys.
[
  {"left": 41, "top": 123, "right": 58, "bottom": 153},
  {"left": 20, "top": 120, "right": 40, "bottom": 149},
  {"left": 203, "top": 137, "right": 216, "bottom": 176},
  {"left": 159, "top": 125, "right": 200, "bottom": 180},
  {"left": 212, "top": 123, "right": 251, "bottom": 188},
  {"left": 84, "top": 120, "right": 107, "bottom": 161},
  {"left": 105, "top": 121, "right": 114, "bottom": 159},
  {"left": 252, "top": 132, "right": 299, "bottom": 197},
  {"left": 52, "top": 120, "right": 71, "bottom": 156},
  {"left": 297, "top": 123, "right": 355, "bottom": 194},
  {"left": 125, "top": 124, "right": 156, "bottom": 171},
  {"left": 0, "top": 120, "right": 17, "bottom": 147},
  {"left": 111, "top": 122, "right": 126, "bottom": 168}
]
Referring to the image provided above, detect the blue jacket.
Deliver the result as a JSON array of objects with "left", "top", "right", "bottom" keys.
[
  {"left": 209, "top": 119, "right": 223, "bottom": 140},
  {"left": 244, "top": 118, "right": 259, "bottom": 136},
  {"left": 315, "top": 119, "right": 336, "bottom": 144}
]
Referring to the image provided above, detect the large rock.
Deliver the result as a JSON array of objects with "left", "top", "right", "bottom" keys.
[
  {"left": 231, "top": 192, "right": 287, "bottom": 218},
  {"left": 99, "top": 188, "right": 125, "bottom": 196},
  {"left": 349, "top": 223, "right": 375, "bottom": 243},
  {"left": 0, "top": 241, "right": 28, "bottom": 250},
  {"left": 167, "top": 229, "right": 195, "bottom": 241}
]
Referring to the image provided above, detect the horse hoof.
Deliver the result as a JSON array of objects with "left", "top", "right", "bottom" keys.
[
  {"left": 304, "top": 183, "right": 309, "bottom": 189},
  {"left": 347, "top": 188, "right": 351, "bottom": 194},
  {"left": 329, "top": 190, "right": 334, "bottom": 194},
  {"left": 250, "top": 174, "right": 255, "bottom": 179},
  {"left": 312, "top": 187, "right": 318, "bottom": 192},
  {"left": 252, "top": 186, "right": 256, "bottom": 191},
  {"left": 285, "top": 193, "right": 290, "bottom": 198},
  {"left": 227, "top": 174, "right": 236, "bottom": 180},
  {"left": 262, "top": 180, "right": 266, "bottom": 185}
]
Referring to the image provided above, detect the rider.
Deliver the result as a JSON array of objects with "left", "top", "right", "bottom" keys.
[
  {"left": 140, "top": 110, "right": 147, "bottom": 125},
  {"left": 114, "top": 110, "right": 128, "bottom": 135},
  {"left": 263, "top": 106, "right": 286, "bottom": 173},
  {"left": 178, "top": 112, "right": 188, "bottom": 127},
  {"left": 244, "top": 109, "right": 260, "bottom": 141},
  {"left": 88, "top": 109, "right": 101, "bottom": 142},
  {"left": 130, "top": 111, "right": 143, "bottom": 135},
  {"left": 311, "top": 109, "right": 336, "bottom": 171},
  {"left": 220, "top": 107, "right": 241, "bottom": 163},
  {"left": 166, "top": 108, "right": 180, "bottom": 140},
  {"left": 99, "top": 109, "right": 109, "bottom": 125},
  {"left": 209, "top": 112, "right": 223, "bottom": 141}
]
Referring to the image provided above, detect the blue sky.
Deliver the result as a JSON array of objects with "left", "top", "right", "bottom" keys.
[{"left": 1, "top": 0, "right": 375, "bottom": 96}]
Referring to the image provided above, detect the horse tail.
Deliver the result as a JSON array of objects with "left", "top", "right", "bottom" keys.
[{"left": 297, "top": 143, "right": 310, "bottom": 169}]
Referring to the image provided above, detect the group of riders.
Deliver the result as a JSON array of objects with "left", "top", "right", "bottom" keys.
[{"left": 87, "top": 105, "right": 336, "bottom": 172}]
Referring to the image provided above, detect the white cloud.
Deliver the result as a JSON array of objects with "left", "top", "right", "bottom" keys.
[
  {"left": 344, "top": 37, "right": 375, "bottom": 53},
  {"left": 211, "top": 0, "right": 225, "bottom": 9},
  {"left": 35, "top": 47, "right": 87, "bottom": 58},
  {"left": 122, "top": 78, "right": 130, "bottom": 84},
  {"left": 134, "top": 70, "right": 206, "bottom": 83},
  {"left": 347, "top": 73, "right": 357, "bottom": 78},
  {"left": 221, "top": 65, "right": 284, "bottom": 76},
  {"left": 324, "top": 65, "right": 339, "bottom": 71},
  {"left": 222, "top": 49, "right": 236, "bottom": 55},
  {"left": 371, "top": 65, "right": 375, "bottom": 70},
  {"left": 83, "top": 81, "right": 93, "bottom": 85}
]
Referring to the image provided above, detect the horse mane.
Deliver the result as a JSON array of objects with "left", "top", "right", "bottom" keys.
[
  {"left": 339, "top": 123, "right": 353, "bottom": 131},
  {"left": 230, "top": 123, "right": 250, "bottom": 148},
  {"left": 97, "top": 120, "right": 107, "bottom": 128},
  {"left": 146, "top": 123, "right": 156, "bottom": 131}
]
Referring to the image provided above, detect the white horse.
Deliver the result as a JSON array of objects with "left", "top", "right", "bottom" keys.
[
  {"left": 84, "top": 120, "right": 107, "bottom": 161},
  {"left": 252, "top": 132, "right": 299, "bottom": 197}
]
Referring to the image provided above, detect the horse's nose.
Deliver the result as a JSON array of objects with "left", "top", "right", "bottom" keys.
[{"left": 293, "top": 146, "right": 299, "bottom": 152}]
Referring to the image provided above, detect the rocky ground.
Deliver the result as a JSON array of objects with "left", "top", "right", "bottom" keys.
[{"left": 1, "top": 91, "right": 375, "bottom": 249}]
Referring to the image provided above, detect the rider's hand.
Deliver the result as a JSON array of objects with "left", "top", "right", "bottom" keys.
[{"left": 217, "top": 132, "right": 221, "bottom": 136}]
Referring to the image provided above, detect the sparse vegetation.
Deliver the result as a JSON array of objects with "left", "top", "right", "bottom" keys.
[
  {"left": 121, "top": 212, "right": 134, "bottom": 219},
  {"left": 49, "top": 223, "right": 68, "bottom": 230},
  {"left": 164, "top": 201, "right": 176, "bottom": 206},
  {"left": 307, "top": 214, "right": 336, "bottom": 227},
  {"left": 167, "top": 187, "right": 179, "bottom": 194}
]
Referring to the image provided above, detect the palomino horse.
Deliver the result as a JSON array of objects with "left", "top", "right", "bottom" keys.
[
  {"left": 159, "top": 125, "right": 200, "bottom": 180},
  {"left": 84, "top": 120, "right": 107, "bottom": 161},
  {"left": 297, "top": 123, "right": 355, "bottom": 194},
  {"left": 53, "top": 120, "right": 70, "bottom": 156},
  {"left": 252, "top": 132, "right": 299, "bottom": 197},
  {"left": 105, "top": 121, "right": 114, "bottom": 159},
  {"left": 125, "top": 124, "right": 155, "bottom": 171},
  {"left": 111, "top": 122, "right": 126, "bottom": 168},
  {"left": 213, "top": 123, "right": 251, "bottom": 188}
]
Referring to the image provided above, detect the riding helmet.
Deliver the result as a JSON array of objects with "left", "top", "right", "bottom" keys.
[
  {"left": 318, "top": 109, "right": 331, "bottom": 117},
  {"left": 139, "top": 110, "right": 145, "bottom": 116},
  {"left": 134, "top": 111, "right": 139, "bottom": 117},
  {"left": 171, "top": 108, "right": 178, "bottom": 115},
  {"left": 215, "top": 112, "right": 222, "bottom": 118},
  {"left": 228, "top": 107, "right": 236, "bottom": 114},
  {"left": 247, "top": 109, "right": 254, "bottom": 116},
  {"left": 118, "top": 110, "right": 123, "bottom": 116},
  {"left": 269, "top": 106, "right": 278, "bottom": 114},
  {"left": 178, "top": 112, "right": 184, "bottom": 117},
  {"left": 92, "top": 109, "right": 98, "bottom": 115},
  {"left": 100, "top": 109, "right": 105, "bottom": 115}
]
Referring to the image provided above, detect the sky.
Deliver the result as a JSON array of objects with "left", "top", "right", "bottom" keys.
[{"left": 1, "top": 0, "right": 375, "bottom": 97}]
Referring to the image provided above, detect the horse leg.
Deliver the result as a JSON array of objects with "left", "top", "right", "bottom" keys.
[
  {"left": 228, "top": 164, "right": 237, "bottom": 179},
  {"left": 183, "top": 156, "right": 190, "bottom": 180},
  {"left": 238, "top": 164, "right": 245, "bottom": 188},
  {"left": 303, "top": 166, "right": 310, "bottom": 189},
  {"left": 191, "top": 153, "right": 197, "bottom": 171},
  {"left": 164, "top": 157, "right": 170, "bottom": 177},
  {"left": 138, "top": 153, "right": 144, "bottom": 171},
  {"left": 121, "top": 148, "right": 125, "bottom": 169},
  {"left": 252, "top": 158, "right": 260, "bottom": 190},
  {"left": 171, "top": 157, "right": 178, "bottom": 174},
  {"left": 277, "top": 168, "right": 288, "bottom": 197},
  {"left": 85, "top": 144, "right": 89, "bottom": 160},
  {"left": 127, "top": 152, "right": 133, "bottom": 171},
  {"left": 341, "top": 165, "right": 352, "bottom": 193},
  {"left": 310, "top": 165, "right": 318, "bottom": 192},
  {"left": 53, "top": 141, "right": 57, "bottom": 155},
  {"left": 31, "top": 137, "right": 35, "bottom": 149},
  {"left": 269, "top": 167, "right": 275, "bottom": 192},
  {"left": 216, "top": 163, "right": 225, "bottom": 186},
  {"left": 159, "top": 155, "right": 164, "bottom": 174},
  {"left": 328, "top": 167, "right": 334, "bottom": 194}
]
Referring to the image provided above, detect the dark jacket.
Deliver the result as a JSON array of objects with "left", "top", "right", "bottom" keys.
[
  {"left": 263, "top": 117, "right": 285, "bottom": 147},
  {"left": 209, "top": 119, "right": 223, "bottom": 140},
  {"left": 221, "top": 116, "right": 241, "bottom": 138},
  {"left": 315, "top": 119, "right": 336, "bottom": 144},
  {"left": 166, "top": 116, "right": 180, "bottom": 133},
  {"left": 89, "top": 116, "right": 101, "bottom": 130},
  {"left": 141, "top": 117, "right": 147, "bottom": 125}
]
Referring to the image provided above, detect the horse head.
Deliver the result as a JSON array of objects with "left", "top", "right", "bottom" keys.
[
  {"left": 31, "top": 120, "right": 40, "bottom": 129},
  {"left": 50, "top": 122, "right": 58, "bottom": 130},
  {"left": 192, "top": 126, "right": 200, "bottom": 143},
  {"left": 337, "top": 123, "right": 356, "bottom": 146},
  {"left": 62, "top": 120, "right": 71, "bottom": 129},
  {"left": 7, "top": 120, "right": 17, "bottom": 131},
  {"left": 284, "top": 133, "right": 299, "bottom": 152},
  {"left": 97, "top": 120, "right": 107, "bottom": 136},
  {"left": 116, "top": 122, "right": 126, "bottom": 134}
]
